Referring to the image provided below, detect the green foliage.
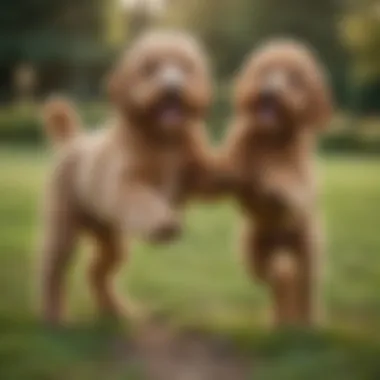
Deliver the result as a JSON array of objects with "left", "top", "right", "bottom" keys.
[
  {"left": 320, "top": 132, "right": 380, "bottom": 154},
  {"left": 167, "top": 0, "right": 346, "bottom": 89},
  {"left": 0, "top": 103, "right": 109, "bottom": 144},
  {"left": 339, "top": 3, "right": 380, "bottom": 113},
  {"left": 0, "top": 0, "right": 110, "bottom": 65},
  {"left": 341, "top": 7, "right": 380, "bottom": 81},
  {"left": 1, "top": 102, "right": 380, "bottom": 153}
]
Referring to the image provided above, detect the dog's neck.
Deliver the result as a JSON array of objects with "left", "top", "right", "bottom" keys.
[
  {"left": 114, "top": 113, "right": 192, "bottom": 151},
  {"left": 233, "top": 115, "right": 316, "bottom": 162}
]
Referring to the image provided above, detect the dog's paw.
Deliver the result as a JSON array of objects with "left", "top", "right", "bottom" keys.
[
  {"left": 123, "top": 193, "right": 183, "bottom": 243},
  {"left": 147, "top": 217, "right": 182, "bottom": 244}
]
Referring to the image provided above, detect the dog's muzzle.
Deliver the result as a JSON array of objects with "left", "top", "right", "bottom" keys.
[
  {"left": 159, "top": 66, "right": 186, "bottom": 95},
  {"left": 154, "top": 66, "right": 188, "bottom": 128},
  {"left": 252, "top": 89, "right": 282, "bottom": 125}
]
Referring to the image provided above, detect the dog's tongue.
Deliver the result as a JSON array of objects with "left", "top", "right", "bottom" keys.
[
  {"left": 160, "top": 106, "right": 184, "bottom": 127},
  {"left": 257, "top": 105, "right": 278, "bottom": 125}
]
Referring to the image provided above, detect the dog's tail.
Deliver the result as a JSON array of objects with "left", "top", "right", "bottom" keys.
[{"left": 42, "top": 97, "right": 81, "bottom": 147}]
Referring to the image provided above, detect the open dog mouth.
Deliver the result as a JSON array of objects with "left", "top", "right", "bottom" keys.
[
  {"left": 253, "top": 95, "right": 280, "bottom": 125},
  {"left": 155, "top": 94, "right": 187, "bottom": 128}
]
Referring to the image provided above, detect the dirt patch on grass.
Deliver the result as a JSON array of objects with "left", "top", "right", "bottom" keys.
[{"left": 112, "top": 320, "right": 251, "bottom": 380}]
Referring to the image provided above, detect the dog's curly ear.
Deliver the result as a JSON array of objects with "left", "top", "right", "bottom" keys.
[
  {"left": 234, "top": 71, "right": 250, "bottom": 111},
  {"left": 233, "top": 54, "right": 257, "bottom": 112},
  {"left": 307, "top": 64, "right": 334, "bottom": 131},
  {"left": 195, "top": 73, "right": 213, "bottom": 114},
  {"left": 188, "top": 53, "right": 214, "bottom": 115},
  {"left": 106, "top": 64, "right": 124, "bottom": 105},
  {"left": 106, "top": 54, "right": 135, "bottom": 109}
]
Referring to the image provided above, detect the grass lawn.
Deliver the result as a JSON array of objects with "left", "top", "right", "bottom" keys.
[{"left": 1, "top": 147, "right": 380, "bottom": 379}]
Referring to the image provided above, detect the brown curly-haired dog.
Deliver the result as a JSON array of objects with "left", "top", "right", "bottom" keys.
[
  {"left": 220, "top": 40, "right": 332, "bottom": 326},
  {"left": 39, "top": 31, "right": 220, "bottom": 324}
]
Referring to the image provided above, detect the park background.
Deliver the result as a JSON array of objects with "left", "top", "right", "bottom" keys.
[{"left": 1, "top": 0, "right": 380, "bottom": 379}]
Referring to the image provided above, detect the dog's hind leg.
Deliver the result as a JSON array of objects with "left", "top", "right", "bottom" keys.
[
  {"left": 294, "top": 222, "right": 324, "bottom": 326},
  {"left": 40, "top": 197, "right": 79, "bottom": 325},
  {"left": 241, "top": 222, "right": 301, "bottom": 326},
  {"left": 268, "top": 249, "right": 299, "bottom": 326},
  {"left": 86, "top": 221, "right": 130, "bottom": 320}
]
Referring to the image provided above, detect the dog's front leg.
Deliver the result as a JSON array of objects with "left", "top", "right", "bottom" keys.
[
  {"left": 39, "top": 194, "right": 79, "bottom": 325},
  {"left": 182, "top": 153, "right": 238, "bottom": 201}
]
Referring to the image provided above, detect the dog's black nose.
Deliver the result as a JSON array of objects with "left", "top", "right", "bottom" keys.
[
  {"left": 162, "top": 85, "right": 184, "bottom": 103},
  {"left": 258, "top": 89, "right": 277, "bottom": 105},
  {"left": 164, "top": 83, "right": 183, "bottom": 97}
]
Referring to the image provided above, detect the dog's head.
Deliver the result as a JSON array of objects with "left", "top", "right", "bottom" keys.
[
  {"left": 235, "top": 39, "right": 333, "bottom": 134},
  {"left": 108, "top": 30, "right": 212, "bottom": 136}
]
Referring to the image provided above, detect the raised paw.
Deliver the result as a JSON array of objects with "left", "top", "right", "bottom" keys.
[{"left": 147, "top": 216, "right": 182, "bottom": 244}]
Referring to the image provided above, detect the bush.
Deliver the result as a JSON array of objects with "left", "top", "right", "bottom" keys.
[
  {"left": 209, "top": 91, "right": 231, "bottom": 140},
  {"left": 320, "top": 131, "right": 380, "bottom": 154},
  {"left": 1, "top": 102, "right": 380, "bottom": 154},
  {"left": 0, "top": 103, "right": 109, "bottom": 145}
]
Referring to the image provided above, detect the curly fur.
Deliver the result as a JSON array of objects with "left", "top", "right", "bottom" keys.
[
  {"left": 221, "top": 39, "right": 333, "bottom": 326},
  {"left": 39, "top": 30, "right": 222, "bottom": 324}
]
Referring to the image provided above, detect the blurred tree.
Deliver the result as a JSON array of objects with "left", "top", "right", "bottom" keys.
[
  {"left": 104, "top": 0, "right": 127, "bottom": 48},
  {"left": 166, "top": 0, "right": 347, "bottom": 105},
  {"left": 340, "top": 1, "right": 380, "bottom": 115},
  {"left": 105, "top": 0, "right": 167, "bottom": 46},
  {"left": 166, "top": 0, "right": 249, "bottom": 78},
  {"left": 0, "top": 0, "right": 114, "bottom": 100},
  {"left": 341, "top": 2, "right": 380, "bottom": 81},
  {"left": 0, "top": 0, "right": 116, "bottom": 61}
]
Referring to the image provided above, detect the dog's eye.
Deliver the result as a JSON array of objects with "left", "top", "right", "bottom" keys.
[
  {"left": 288, "top": 71, "right": 304, "bottom": 88},
  {"left": 142, "top": 60, "right": 159, "bottom": 77}
]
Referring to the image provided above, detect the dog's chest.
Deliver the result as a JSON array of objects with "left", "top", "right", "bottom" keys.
[
  {"left": 138, "top": 149, "right": 185, "bottom": 201},
  {"left": 239, "top": 153, "right": 304, "bottom": 217}
]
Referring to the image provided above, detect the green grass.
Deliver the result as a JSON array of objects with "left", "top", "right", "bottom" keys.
[{"left": 1, "top": 147, "right": 380, "bottom": 379}]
